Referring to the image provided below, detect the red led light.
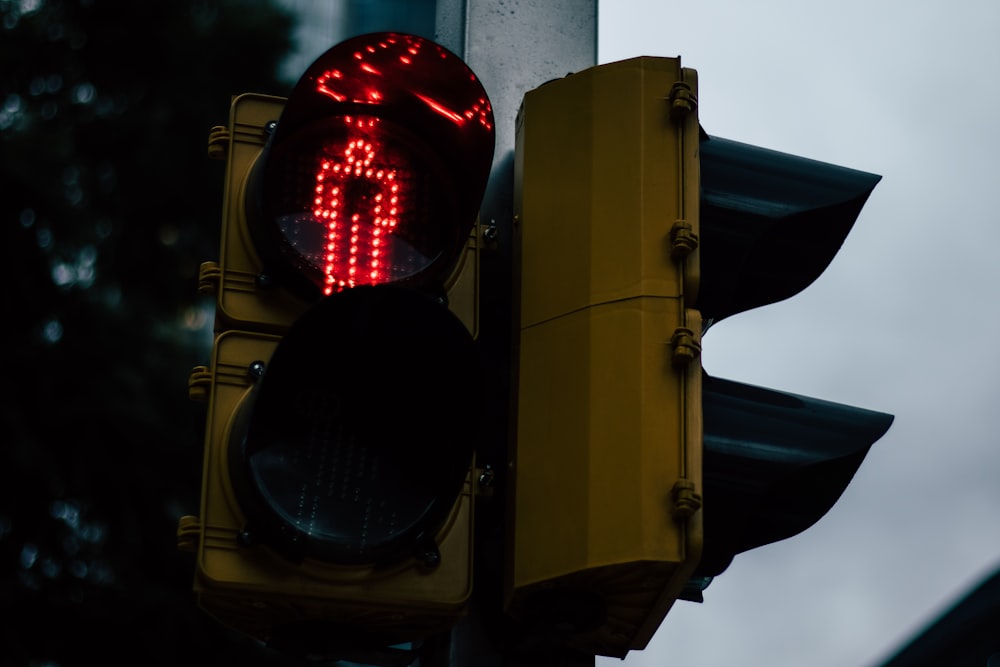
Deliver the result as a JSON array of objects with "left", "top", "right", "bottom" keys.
[
  {"left": 309, "top": 34, "right": 492, "bottom": 132},
  {"left": 413, "top": 93, "right": 464, "bottom": 125},
  {"left": 254, "top": 32, "right": 495, "bottom": 298},
  {"left": 313, "top": 117, "right": 402, "bottom": 294}
]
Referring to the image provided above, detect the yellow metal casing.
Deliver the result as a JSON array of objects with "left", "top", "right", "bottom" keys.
[
  {"left": 507, "top": 57, "right": 703, "bottom": 658},
  {"left": 188, "top": 330, "right": 475, "bottom": 644},
  {"left": 205, "top": 94, "right": 303, "bottom": 333},
  {"left": 204, "top": 93, "right": 480, "bottom": 337},
  {"left": 182, "top": 93, "right": 480, "bottom": 645}
]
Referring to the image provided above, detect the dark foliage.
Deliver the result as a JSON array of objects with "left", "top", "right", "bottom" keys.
[{"left": 0, "top": 0, "right": 308, "bottom": 663}]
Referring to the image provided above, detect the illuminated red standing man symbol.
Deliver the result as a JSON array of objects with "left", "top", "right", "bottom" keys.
[
  {"left": 255, "top": 32, "right": 496, "bottom": 297},
  {"left": 313, "top": 117, "right": 400, "bottom": 294}
]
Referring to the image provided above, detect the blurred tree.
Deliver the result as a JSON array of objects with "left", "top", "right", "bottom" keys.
[{"left": 0, "top": 0, "right": 306, "bottom": 664}]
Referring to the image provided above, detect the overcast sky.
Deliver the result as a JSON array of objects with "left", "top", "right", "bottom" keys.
[{"left": 597, "top": 1, "right": 1000, "bottom": 665}]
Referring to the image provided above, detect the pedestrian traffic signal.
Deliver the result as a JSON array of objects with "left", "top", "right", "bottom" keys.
[
  {"left": 180, "top": 37, "right": 894, "bottom": 664},
  {"left": 180, "top": 32, "right": 494, "bottom": 659},
  {"left": 506, "top": 56, "right": 892, "bottom": 659}
]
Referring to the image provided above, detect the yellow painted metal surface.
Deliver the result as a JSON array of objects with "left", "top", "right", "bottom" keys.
[
  {"left": 508, "top": 56, "right": 703, "bottom": 658},
  {"left": 210, "top": 93, "right": 479, "bottom": 337},
  {"left": 182, "top": 94, "right": 479, "bottom": 645},
  {"left": 212, "top": 94, "right": 303, "bottom": 333},
  {"left": 189, "top": 330, "right": 474, "bottom": 644}
]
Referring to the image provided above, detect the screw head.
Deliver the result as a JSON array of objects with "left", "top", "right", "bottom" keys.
[
  {"left": 416, "top": 543, "right": 441, "bottom": 569},
  {"left": 483, "top": 222, "right": 498, "bottom": 244},
  {"left": 248, "top": 360, "right": 266, "bottom": 380}
]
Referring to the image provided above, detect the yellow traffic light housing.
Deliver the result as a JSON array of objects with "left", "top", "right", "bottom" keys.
[
  {"left": 180, "top": 33, "right": 495, "bottom": 657},
  {"left": 199, "top": 92, "right": 481, "bottom": 336},
  {"left": 505, "top": 54, "right": 891, "bottom": 662},
  {"left": 507, "top": 56, "right": 704, "bottom": 658}
]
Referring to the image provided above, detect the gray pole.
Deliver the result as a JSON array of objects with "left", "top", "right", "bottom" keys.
[{"left": 442, "top": 3, "right": 597, "bottom": 666}]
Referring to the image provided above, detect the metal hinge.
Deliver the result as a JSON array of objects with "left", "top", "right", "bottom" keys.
[
  {"left": 669, "top": 327, "right": 701, "bottom": 367},
  {"left": 198, "top": 261, "right": 221, "bottom": 295},
  {"left": 668, "top": 81, "right": 698, "bottom": 121},
  {"left": 670, "top": 219, "right": 699, "bottom": 259},
  {"left": 671, "top": 479, "right": 702, "bottom": 521},
  {"left": 176, "top": 515, "right": 201, "bottom": 553},
  {"left": 188, "top": 365, "right": 212, "bottom": 402},
  {"left": 207, "top": 125, "right": 230, "bottom": 160}
]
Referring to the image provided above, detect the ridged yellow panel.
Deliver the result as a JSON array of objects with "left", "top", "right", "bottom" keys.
[
  {"left": 508, "top": 56, "right": 703, "bottom": 658},
  {"left": 213, "top": 94, "right": 479, "bottom": 336}
]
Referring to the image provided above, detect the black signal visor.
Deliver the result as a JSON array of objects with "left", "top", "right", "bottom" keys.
[
  {"left": 247, "top": 32, "right": 496, "bottom": 300},
  {"left": 696, "top": 134, "right": 881, "bottom": 327}
]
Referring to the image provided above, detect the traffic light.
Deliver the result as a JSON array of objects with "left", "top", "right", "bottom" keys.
[
  {"left": 507, "top": 56, "right": 704, "bottom": 659},
  {"left": 179, "top": 32, "right": 495, "bottom": 658},
  {"left": 506, "top": 56, "right": 892, "bottom": 659}
]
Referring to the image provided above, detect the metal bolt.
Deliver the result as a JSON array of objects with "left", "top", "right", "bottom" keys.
[
  {"left": 264, "top": 120, "right": 278, "bottom": 135},
  {"left": 668, "top": 82, "right": 697, "bottom": 121},
  {"left": 417, "top": 545, "right": 441, "bottom": 569},
  {"left": 670, "top": 219, "right": 699, "bottom": 259},
  {"left": 483, "top": 220, "right": 498, "bottom": 244},
  {"left": 669, "top": 328, "right": 701, "bottom": 368},
  {"left": 671, "top": 479, "right": 703, "bottom": 520},
  {"left": 248, "top": 360, "right": 266, "bottom": 381}
]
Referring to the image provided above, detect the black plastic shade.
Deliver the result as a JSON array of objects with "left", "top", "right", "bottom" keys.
[
  {"left": 696, "top": 374, "right": 894, "bottom": 577},
  {"left": 697, "top": 134, "right": 882, "bottom": 327}
]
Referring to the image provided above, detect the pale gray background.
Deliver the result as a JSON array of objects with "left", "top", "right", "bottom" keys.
[{"left": 598, "top": 1, "right": 1000, "bottom": 665}]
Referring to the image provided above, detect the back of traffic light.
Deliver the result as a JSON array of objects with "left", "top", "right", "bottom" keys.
[
  {"left": 508, "top": 56, "right": 704, "bottom": 659},
  {"left": 507, "top": 56, "right": 892, "bottom": 658},
  {"left": 179, "top": 32, "right": 494, "bottom": 658}
]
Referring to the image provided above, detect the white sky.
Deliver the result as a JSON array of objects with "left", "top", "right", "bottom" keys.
[{"left": 597, "top": 1, "right": 1000, "bottom": 665}]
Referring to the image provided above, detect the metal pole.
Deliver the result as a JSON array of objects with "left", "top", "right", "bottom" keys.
[{"left": 444, "top": 3, "right": 597, "bottom": 666}]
